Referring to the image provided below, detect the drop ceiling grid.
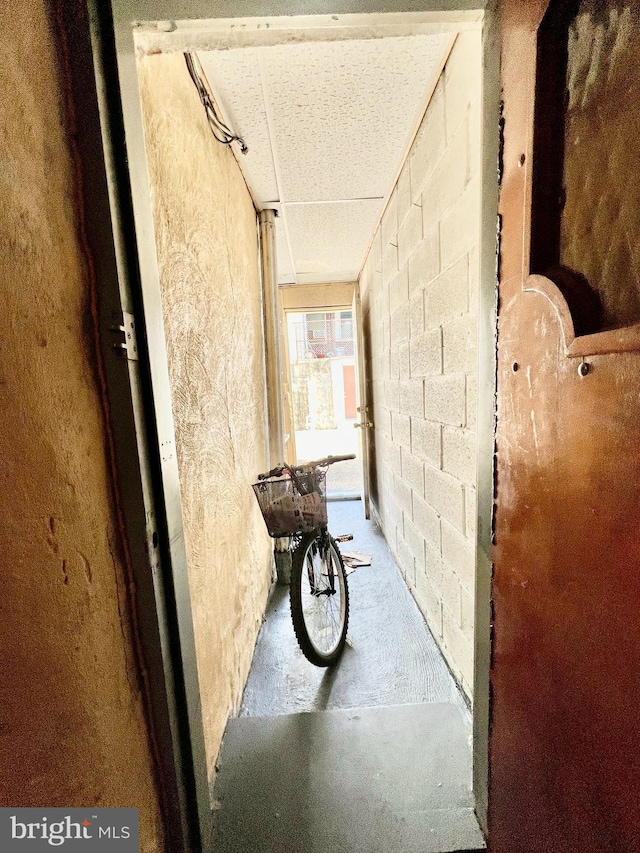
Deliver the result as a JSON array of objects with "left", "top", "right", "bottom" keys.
[
  {"left": 285, "top": 199, "right": 382, "bottom": 278},
  {"left": 262, "top": 34, "right": 452, "bottom": 204},
  {"left": 198, "top": 32, "right": 452, "bottom": 284}
]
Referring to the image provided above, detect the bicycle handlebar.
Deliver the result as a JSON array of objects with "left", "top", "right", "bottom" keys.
[{"left": 258, "top": 454, "right": 356, "bottom": 481}]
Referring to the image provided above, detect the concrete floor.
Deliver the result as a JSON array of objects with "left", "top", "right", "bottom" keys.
[
  {"left": 240, "top": 501, "right": 467, "bottom": 717},
  {"left": 210, "top": 501, "right": 484, "bottom": 853}
]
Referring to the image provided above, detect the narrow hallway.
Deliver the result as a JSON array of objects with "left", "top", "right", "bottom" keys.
[{"left": 210, "top": 501, "right": 484, "bottom": 853}]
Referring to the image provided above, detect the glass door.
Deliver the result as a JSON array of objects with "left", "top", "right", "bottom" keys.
[{"left": 286, "top": 309, "right": 362, "bottom": 498}]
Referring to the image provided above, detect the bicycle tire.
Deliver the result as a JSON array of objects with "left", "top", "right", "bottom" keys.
[{"left": 290, "top": 531, "right": 349, "bottom": 666}]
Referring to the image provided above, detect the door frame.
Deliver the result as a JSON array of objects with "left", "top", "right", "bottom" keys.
[
  {"left": 283, "top": 301, "right": 368, "bottom": 503},
  {"left": 352, "top": 284, "right": 372, "bottom": 516},
  {"left": 79, "top": 0, "right": 499, "bottom": 848},
  {"left": 64, "top": 3, "right": 204, "bottom": 851}
]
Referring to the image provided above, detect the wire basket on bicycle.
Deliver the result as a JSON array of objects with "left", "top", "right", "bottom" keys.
[
  {"left": 253, "top": 454, "right": 355, "bottom": 666},
  {"left": 252, "top": 467, "right": 327, "bottom": 538}
]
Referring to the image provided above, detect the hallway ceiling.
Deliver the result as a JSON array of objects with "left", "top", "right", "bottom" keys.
[{"left": 197, "top": 33, "right": 452, "bottom": 285}]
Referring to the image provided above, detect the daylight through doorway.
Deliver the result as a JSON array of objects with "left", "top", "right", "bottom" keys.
[{"left": 286, "top": 309, "right": 362, "bottom": 497}]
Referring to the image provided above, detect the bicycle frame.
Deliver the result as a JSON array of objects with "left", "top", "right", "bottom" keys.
[{"left": 307, "top": 527, "right": 337, "bottom": 597}]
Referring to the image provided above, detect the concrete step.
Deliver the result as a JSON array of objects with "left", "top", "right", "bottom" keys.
[{"left": 210, "top": 702, "right": 485, "bottom": 853}]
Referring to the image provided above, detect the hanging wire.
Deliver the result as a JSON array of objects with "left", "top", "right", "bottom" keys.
[{"left": 184, "top": 52, "right": 248, "bottom": 154}]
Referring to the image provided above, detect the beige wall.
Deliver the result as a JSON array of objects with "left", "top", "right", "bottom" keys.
[
  {"left": 0, "top": 2, "right": 164, "bottom": 849},
  {"left": 138, "top": 54, "right": 272, "bottom": 775},
  {"left": 280, "top": 282, "right": 355, "bottom": 311},
  {"left": 360, "top": 32, "right": 481, "bottom": 698}
]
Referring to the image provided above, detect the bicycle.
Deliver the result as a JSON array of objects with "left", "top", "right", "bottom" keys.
[{"left": 252, "top": 454, "right": 355, "bottom": 667}]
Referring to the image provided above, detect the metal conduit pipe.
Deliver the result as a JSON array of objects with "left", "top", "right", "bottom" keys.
[{"left": 258, "top": 208, "right": 285, "bottom": 469}]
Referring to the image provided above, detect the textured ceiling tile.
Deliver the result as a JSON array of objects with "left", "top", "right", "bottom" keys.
[
  {"left": 262, "top": 34, "right": 450, "bottom": 202},
  {"left": 197, "top": 48, "right": 279, "bottom": 203},
  {"left": 284, "top": 199, "right": 383, "bottom": 280},
  {"left": 198, "top": 31, "right": 452, "bottom": 284}
]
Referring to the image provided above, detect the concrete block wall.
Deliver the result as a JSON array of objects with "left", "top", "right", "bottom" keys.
[{"left": 360, "top": 32, "right": 481, "bottom": 699}]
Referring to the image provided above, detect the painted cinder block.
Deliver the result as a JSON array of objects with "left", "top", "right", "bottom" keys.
[
  {"left": 389, "top": 340, "right": 400, "bottom": 380},
  {"left": 464, "top": 485, "right": 476, "bottom": 538},
  {"left": 390, "top": 302, "right": 410, "bottom": 344},
  {"left": 424, "top": 374, "right": 466, "bottom": 427},
  {"left": 410, "top": 327, "right": 442, "bottom": 377},
  {"left": 381, "top": 187, "right": 398, "bottom": 249},
  {"left": 357, "top": 29, "right": 482, "bottom": 704},
  {"left": 442, "top": 605, "right": 474, "bottom": 696},
  {"left": 404, "top": 515, "right": 427, "bottom": 574},
  {"left": 396, "top": 532, "right": 416, "bottom": 588},
  {"left": 424, "top": 538, "right": 444, "bottom": 584},
  {"left": 391, "top": 411, "right": 411, "bottom": 448},
  {"left": 398, "top": 340, "right": 410, "bottom": 381},
  {"left": 375, "top": 351, "right": 390, "bottom": 383},
  {"left": 394, "top": 472, "right": 413, "bottom": 516},
  {"left": 420, "top": 121, "right": 469, "bottom": 226},
  {"left": 397, "top": 162, "right": 412, "bottom": 229},
  {"left": 424, "top": 464, "right": 465, "bottom": 532},
  {"left": 368, "top": 302, "right": 380, "bottom": 339},
  {"left": 385, "top": 379, "right": 400, "bottom": 413},
  {"left": 412, "top": 491, "right": 441, "bottom": 551},
  {"left": 377, "top": 408, "right": 392, "bottom": 440},
  {"left": 443, "top": 30, "right": 482, "bottom": 145},
  {"left": 410, "top": 76, "right": 446, "bottom": 202},
  {"left": 437, "top": 563, "right": 463, "bottom": 629},
  {"left": 439, "top": 177, "right": 480, "bottom": 270},
  {"left": 408, "top": 224, "right": 440, "bottom": 294},
  {"left": 442, "top": 311, "right": 478, "bottom": 375},
  {"left": 383, "top": 433, "right": 402, "bottom": 473},
  {"left": 382, "top": 241, "right": 399, "bottom": 285},
  {"left": 460, "top": 583, "right": 474, "bottom": 641},
  {"left": 387, "top": 489, "right": 403, "bottom": 531},
  {"left": 410, "top": 416, "right": 441, "bottom": 468},
  {"left": 376, "top": 272, "right": 389, "bottom": 317},
  {"left": 409, "top": 290, "right": 425, "bottom": 339},
  {"left": 371, "top": 228, "right": 384, "bottom": 275},
  {"left": 465, "top": 374, "right": 477, "bottom": 431},
  {"left": 360, "top": 258, "right": 372, "bottom": 297},
  {"left": 442, "top": 426, "right": 477, "bottom": 486},
  {"left": 414, "top": 568, "right": 444, "bottom": 640},
  {"left": 389, "top": 266, "right": 409, "bottom": 315},
  {"left": 379, "top": 349, "right": 391, "bottom": 385},
  {"left": 424, "top": 255, "right": 469, "bottom": 329},
  {"left": 398, "top": 202, "right": 423, "bottom": 270},
  {"left": 441, "top": 519, "right": 476, "bottom": 593},
  {"left": 399, "top": 378, "right": 425, "bottom": 419},
  {"left": 400, "top": 447, "right": 425, "bottom": 498}
]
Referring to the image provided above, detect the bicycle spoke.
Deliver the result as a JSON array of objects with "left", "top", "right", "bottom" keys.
[{"left": 291, "top": 532, "right": 349, "bottom": 664}]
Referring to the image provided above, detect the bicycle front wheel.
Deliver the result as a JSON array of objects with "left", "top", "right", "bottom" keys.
[{"left": 290, "top": 532, "right": 349, "bottom": 667}]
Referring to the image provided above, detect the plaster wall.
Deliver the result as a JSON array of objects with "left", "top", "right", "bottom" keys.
[
  {"left": 0, "top": 2, "right": 164, "bottom": 849},
  {"left": 360, "top": 32, "right": 481, "bottom": 698},
  {"left": 137, "top": 53, "right": 272, "bottom": 777}
]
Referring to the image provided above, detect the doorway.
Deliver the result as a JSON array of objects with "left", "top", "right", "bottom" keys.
[
  {"left": 94, "top": 3, "right": 499, "bottom": 850},
  {"left": 286, "top": 308, "right": 362, "bottom": 498}
]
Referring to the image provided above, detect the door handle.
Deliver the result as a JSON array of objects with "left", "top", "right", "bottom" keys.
[{"left": 354, "top": 422, "right": 373, "bottom": 429}]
